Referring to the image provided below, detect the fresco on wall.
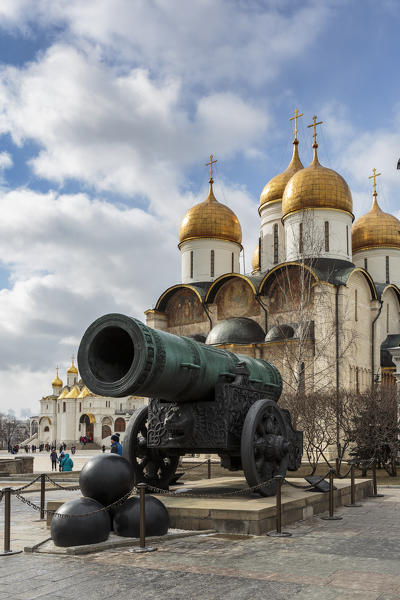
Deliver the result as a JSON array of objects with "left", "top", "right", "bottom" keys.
[
  {"left": 262, "top": 267, "right": 314, "bottom": 314},
  {"left": 165, "top": 289, "right": 205, "bottom": 327},
  {"left": 216, "top": 278, "right": 259, "bottom": 320}
]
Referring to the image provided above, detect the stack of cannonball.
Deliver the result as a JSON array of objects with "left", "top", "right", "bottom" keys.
[{"left": 51, "top": 454, "right": 169, "bottom": 547}]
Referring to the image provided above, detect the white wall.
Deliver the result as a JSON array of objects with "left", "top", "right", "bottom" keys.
[
  {"left": 260, "top": 201, "right": 285, "bottom": 271},
  {"left": 353, "top": 248, "right": 400, "bottom": 287},
  {"left": 285, "top": 209, "right": 353, "bottom": 263},
  {"left": 180, "top": 238, "right": 241, "bottom": 283}
]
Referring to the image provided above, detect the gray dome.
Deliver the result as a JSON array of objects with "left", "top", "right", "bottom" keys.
[
  {"left": 205, "top": 317, "right": 265, "bottom": 345},
  {"left": 186, "top": 333, "right": 207, "bottom": 343},
  {"left": 265, "top": 325, "right": 295, "bottom": 342}
]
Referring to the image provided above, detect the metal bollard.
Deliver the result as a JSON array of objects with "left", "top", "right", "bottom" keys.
[
  {"left": 267, "top": 475, "right": 292, "bottom": 537},
  {"left": 207, "top": 459, "right": 211, "bottom": 480},
  {"left": 40, "top": 474, "right": 46, "bottom": 520},
  {"left": 344, "top": 463, "right": 362, "bottom": 507},
  {"left": 0, "top": 488, "right": 22, "bottom": 556},
  {"left": 368, "top": 460, "right": 384, "bottom": 498},
  {"left": 129, "top": 483, "right": 157, "bottom": 553},
  {"left": 321, "top": 469, "right": 342, "bottom": 521}
]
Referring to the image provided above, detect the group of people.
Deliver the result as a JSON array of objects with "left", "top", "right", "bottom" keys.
[
  {"left": 50, "top": 449, "right": 74, "bottom": 472},
  {"left": 79, "top": 435, "right": 92, "bottom": 445}
]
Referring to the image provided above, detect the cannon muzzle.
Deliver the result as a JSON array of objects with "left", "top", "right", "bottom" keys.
[{"left": 78, "top": 313, "right": 282, "bottom": 401}]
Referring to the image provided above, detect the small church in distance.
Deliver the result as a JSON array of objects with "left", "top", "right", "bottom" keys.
[{"left": 145, "top": 112, "right": 400, "bottom": 397}]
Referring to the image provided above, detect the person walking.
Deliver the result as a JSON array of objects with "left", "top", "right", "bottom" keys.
[
  {"left": 50, "top": 449, "right": 58, "bottom": 471},
  {"left": 110, "top": 434, "right": 122, "bottom": 456},
  {"left": 58, "top": 452, "right": 65, "bottom": 472},
  {"left": 60, "top": 452, "right": 73, "bottom": 472}
]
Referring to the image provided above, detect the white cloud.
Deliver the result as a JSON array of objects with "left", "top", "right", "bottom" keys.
[{"left": 0, "top": 151, "right": 12, "bottom": 170}]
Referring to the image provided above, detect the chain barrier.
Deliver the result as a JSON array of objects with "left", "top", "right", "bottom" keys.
[
  {"left": 9, "top": 474, "right": 43, "bottom": 494},
  {"left": 180, "top": 459, "right": 209, "bottom": 472},
  {"left": 333, "top": 465, "right": 352, "bottom": 479},
  {"left": 14, "top": 487, "right": 135, "bottom": 518},
  {"left": 146, "top": 477, "right": 277, "bottom": 498},
  {"left": 44, "top": 475, "right": 80, "bottom": 491},
  {"left": 283, "top": 470, "right": 331, "bottom": 489}
]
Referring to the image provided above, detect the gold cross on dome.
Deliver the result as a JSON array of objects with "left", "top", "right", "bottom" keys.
[
  {"left": 56, "top": 365, "right": 59, "bottom": 376},
  {"left": 369, "top": 168, "right": 381, "bottom": 195},
  {"left": 206, "top": 155, "right": 217, "bottom": 180},
  {"left": 71, "top": 354, "right": 75, "bottom": 365},
  {"left": 289, "top": 108, "right": 303, "bottom": 140},
  {"left": 307, "top": 115, "right": 323, "bottom": 145}
]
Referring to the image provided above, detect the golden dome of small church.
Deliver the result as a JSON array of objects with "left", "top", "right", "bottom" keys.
[{"left": 146, "top": 110, "right": 400, "bottom": 396}]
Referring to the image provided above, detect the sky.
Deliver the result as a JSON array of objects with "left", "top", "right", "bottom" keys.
[{"left": 0, "top": 0, "right": 399, "bottom": 416}]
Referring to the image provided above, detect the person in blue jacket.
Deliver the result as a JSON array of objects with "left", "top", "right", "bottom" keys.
[
  {"left": 60, "top": 452, "right": 74, "bottom": 471},
  {"left": 110, "top": 434, "right": 122, "bottom": 456}
]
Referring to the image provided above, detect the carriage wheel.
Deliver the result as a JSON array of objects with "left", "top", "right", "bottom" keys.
[
  {"left": 241, "top": 399, "right": 289, "bottom": 496},
  {"left": 123, "top": 406, "right": 179, "bottom": 490}
]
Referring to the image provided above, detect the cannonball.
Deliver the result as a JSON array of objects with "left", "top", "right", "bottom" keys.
[
  {"left": 113, "top": 495, "right": 169, "bottom": 538},
  {"left": 79, "top": 453, "right": 134, "bottom": 506},
  {"left": 51, "top": 497, "right": 110, "bottom": 547}
]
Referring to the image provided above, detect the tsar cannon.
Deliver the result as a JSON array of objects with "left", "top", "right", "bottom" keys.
[{"left": 78, "top": 314, "right": 303, "bottom": 496}]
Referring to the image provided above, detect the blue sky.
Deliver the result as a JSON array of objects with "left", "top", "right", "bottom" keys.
[{"left": 0, "top": 0, "right": 399, "bottom": 414}]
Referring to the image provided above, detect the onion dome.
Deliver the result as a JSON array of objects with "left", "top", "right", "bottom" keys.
[
  {"left": 52, "top": 367, "right": 63, "bottom": 388},
  {"left": 67, "top": 356, "right": 78, "bottom": 374},
  {"left": 251, "top": 244, "right": 260, "bottom": 272},
  {"left": 179, "top": 177, "right": 242, "bottom": 246},
  {"left": 205, "top": 317, "right": 265, "bottom": 345},
  {"left": 259, "top": 140, "right": 303, "bottom": 212},
  {"left": 352, "top": 193, "right": 400, "bottom": 253},
  {"left": 282, "top": 143, "right": 353, "bottom": 220}
]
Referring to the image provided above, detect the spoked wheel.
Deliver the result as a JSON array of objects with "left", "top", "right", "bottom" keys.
[
  {"left": 123, "top": 406, "right": 179, "bottom": 490},
  {"left": 241, "top": 399, "right": 289, "bottom": 496}
]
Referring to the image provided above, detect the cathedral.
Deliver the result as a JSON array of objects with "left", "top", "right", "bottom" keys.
[
  {"left": 145, "top": 112, "right": 400, "bottom": 397},
  {"left": 30, "top": 359, "right": 147, "bottom": 447}
]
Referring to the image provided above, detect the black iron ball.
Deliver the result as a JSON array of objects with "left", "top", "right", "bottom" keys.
[
  {"left": 113, "top": 495, "right": 169, "bottom": 538},
  {"left": 79, "top": 453, "right": 134, "bottom": 506},
  {"left": 51, "top": 497, "right": 110, "bottom": 547}
]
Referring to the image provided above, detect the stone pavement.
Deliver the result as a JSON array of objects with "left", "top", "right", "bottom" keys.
[{"left": 1, "top": 484, "right": 400, "bottom": 599}]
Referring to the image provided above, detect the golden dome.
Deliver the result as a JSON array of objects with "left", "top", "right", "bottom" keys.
[
  {"left": 352, "top": 193, "right": 400, "bottom": 253},
  {"left": 251, "top": 244, "right": 260, "bottom": 272},
  {"left": 259, "top": 140, "right": 303, "bottom": 211},
  {"left": 179, "top": 179, "right": 242, "bottom": 246},
  {"left": 58, "top": 388, "right": 69, "bottom": 399},
  {"left": 282, "top": 146, "right": 353, "bottom": 220},
  {"left": 67, "top": 356, "right": 78, "bottom": 374},
  {"left": 52, "top": 368, "right": 63, "bottom": 388}
]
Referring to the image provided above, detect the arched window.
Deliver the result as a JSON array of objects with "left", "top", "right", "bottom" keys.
[
  {"left": 299, "top": 222, "right": 303, "bottom": 254},
  {"left": 387, "top": 303, "right": 390, "bottom": 333},
  {"left": 210, "top": 250, "right": 215, "bottom": 277},
  {"left": 273, "top": 224, "right": 279, "bottom": 264},
  {"left": 355, "top": 289, "right": 358, "bottom": 322},
  {"left": 346, "top": 225, "right": 349, "bottom": 255},
  {"left": 44, "top": 426, "right": 49, "bottom": 432},
  {"left": 231, "top": 252, "right": 234, "bottom": 272},
  {"left": 324, "top": 221, "right": 329, "bottom": 252},
  {"left": 364, "top": 258, "right": 368, "bottom": 271},
  {"left": 190, "top": 251, "right": 194, "bottom": 278},
  {"left": 386, "top": 256, "right": 390, "bottom": 283},
  {"left": 115, "top": 418, "right": 126, "bottom": 432}
]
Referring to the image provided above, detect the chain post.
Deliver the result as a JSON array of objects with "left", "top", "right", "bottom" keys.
[
  {"left": 368, "top": 459, "right": 384, "bottom": 498},
  {"left": 267, "top": 476, "right": 291, "bottom": 537},
  {"left": 321, "top": 468, "right": 342, "bottom": 521},
  {"left": 0, "top": 488, "right": 22, "bottom": 556},
  {"left": 344, "top": 463, "right": 362, "bottom": 507},
  {"left": 335, "top": 457, "right": 341, "bottom": 476},
  {"left": 129, "top": 483, "right": 156, "bottom": 553},
  {"left": 40, "top": 474, "right": 46, "bottom": 520},
  {"left": 207, "top": 459, "right": 211, "bottom": 480}
]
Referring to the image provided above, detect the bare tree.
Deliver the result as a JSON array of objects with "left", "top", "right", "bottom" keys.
[{"left": 0, "top": 413, "right": 29, "bottom": 450}]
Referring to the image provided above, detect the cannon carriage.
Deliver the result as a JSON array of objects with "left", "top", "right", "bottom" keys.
[{"left": 78, "top": 314, "right": 303, "bottom": 496}]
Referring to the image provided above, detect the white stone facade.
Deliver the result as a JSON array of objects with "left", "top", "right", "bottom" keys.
[
  {"left": 180, "top": 238, "right": 241, "bottom": 284},
  {"left": 353, "top": 247, "right": 400, "bottom": 288}
]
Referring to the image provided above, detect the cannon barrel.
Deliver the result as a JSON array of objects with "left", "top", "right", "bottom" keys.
[{"left": 77, "top": 313, "right": 282, "bottom": 402}]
